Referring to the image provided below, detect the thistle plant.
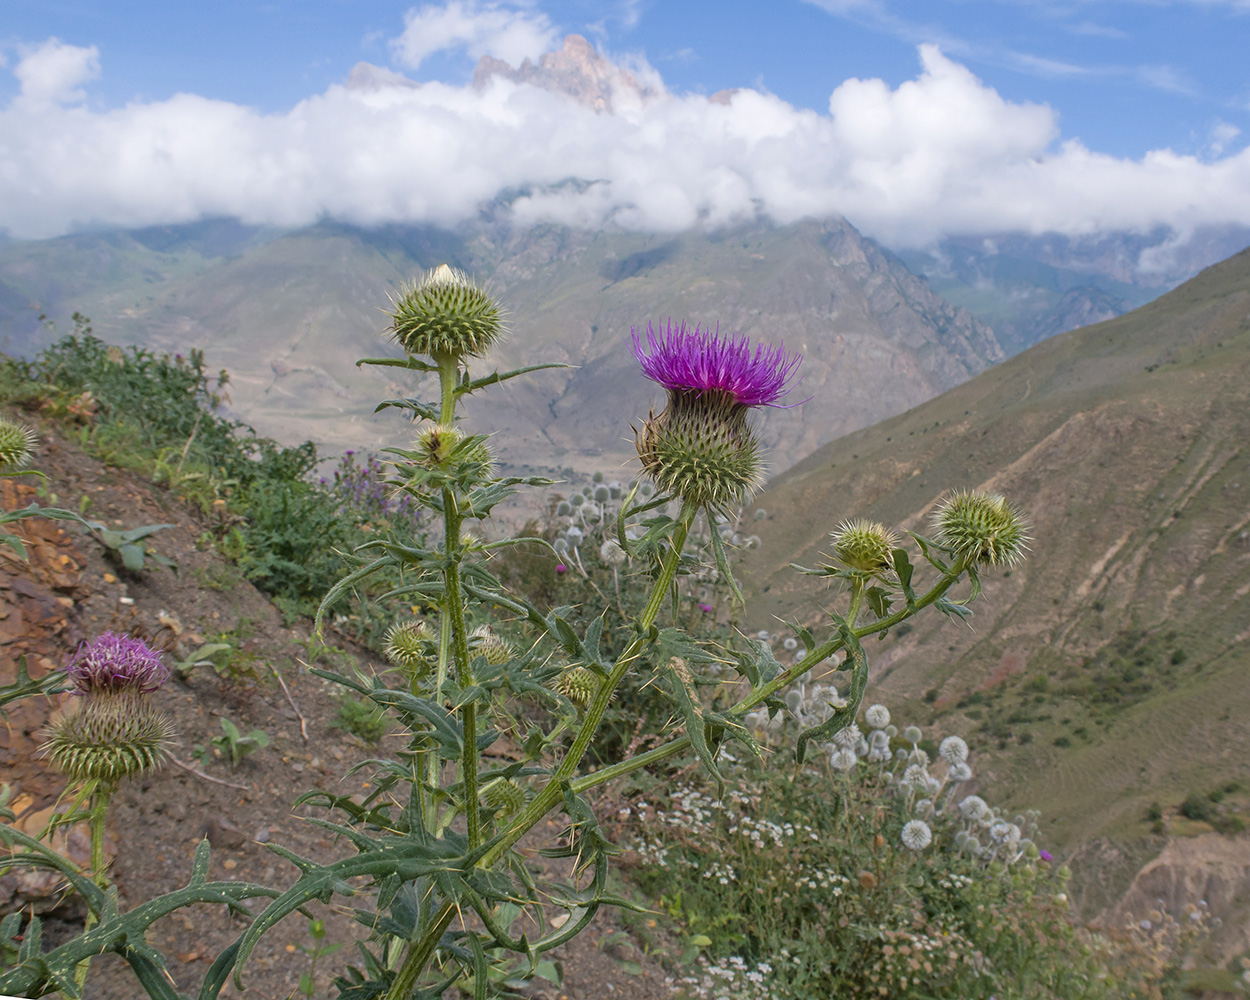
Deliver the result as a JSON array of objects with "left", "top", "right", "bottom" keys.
[
  {"left": 41, "top": 633, "right": 174, "bottom": 877},
  {"left": 0, "top": 271, "right": 1028, "bottom": 1000}
]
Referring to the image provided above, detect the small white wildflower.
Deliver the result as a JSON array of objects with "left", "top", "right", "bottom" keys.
[
  {"left": 599, "top": 539, "right": 627, "bottom": 566},
  {"left": 864, "top": 703, "right": 890, "bottom": 729},
  {"left": 948, "top": 761, "right": 973, "bottom": 783},
  {"left": 782, "top": 636, "right": 798, "bottom": 651},
  {"left": 902, "top": 819, "right": 932, "bottom": 850},
  {"left": 903, "top": 763, "right": 930, "bottom": 788},
  {"left": 959, "top": 795, "right": 990, "bottom": 820},
  {"left": 903, "top": 725, "right": 923, "bottom": 743},
  {"left": 832, "top": 723, "right": 862, "bottom": 748},
  {"left": 939, "top": 735, "right": 969, "bottom": 764},
  {"left": 830, "top": 748, "right": 858, "bottom": 771}
]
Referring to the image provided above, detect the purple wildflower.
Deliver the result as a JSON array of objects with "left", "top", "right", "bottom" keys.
[
  {"left": 698, "top": 602, "right": 714, "bottom": 614},
  {"left": 67, "top": 632, "right": 169, "bottom": 695},
  {"left": 1039, "top": 849, "right": 1054, "bottom": 863},
  {"left": 631, "top": 320, "right": 802, "bottom": 408},
  {"left": 555, "top": 564, "right": 568, "bottom": 575}
]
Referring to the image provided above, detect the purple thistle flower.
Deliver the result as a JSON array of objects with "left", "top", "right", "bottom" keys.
[
  {"left": 632, "top": 320, "right": 802, "bottom": 408},
  {"left": 555, "top": 563, "right": 568, "bottom": 575},
  {"left": 698, "top": 602, "right": 714, "bottom": 613},
  {"left": 67, "top": 632, "right": 169, "bottom": 695},
  {"left": 1039, "top": 849, "right": 1054, "bottom": 863}
]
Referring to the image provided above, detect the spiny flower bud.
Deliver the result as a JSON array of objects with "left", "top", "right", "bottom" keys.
[
  {"left": 482, "top": 778, "right": 527, "bottom": 817},
  {"left": 556, "top": 666, "right": 600, "bottom": 707},
  {"left": 830, "top": 519, "right": 898, "bottom": 573},
  {"left": 383, "top": 619, "right": 436, "bottom": 674},
  {"left": 43, "top": 696, "right": 174, "bottom": 785},
  {"left": 388, "top": 265, "right": 505, "bottom": 360},
  {"left": 414, "top": 424, "right": 463, "bottom": 466},
  {"left": 635, "top": 395, "right": 763, "bottom": 511},
  {"left": 0, "top": 418, "right": 37, "bottom": 471},
  {"left": 470, "top": 625, "right": 513, "bottom": 666},
  {"left": 932, "top": 490, "right": 1030, "bottom": 567}
]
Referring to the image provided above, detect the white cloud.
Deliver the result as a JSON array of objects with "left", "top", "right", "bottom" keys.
[
  {"left": 3, "top": 30, "right": 1250, "bottom": 248},
  {"left": 13, "top": 38, "right": 100, "bottom": 107},
  {"left": 390, "top": 0, "right": 557, "bottom": 69}
]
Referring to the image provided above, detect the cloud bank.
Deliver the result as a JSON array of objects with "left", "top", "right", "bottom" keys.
[{"left": 2, "top": 22, "right": 1249, "bottom": 246}]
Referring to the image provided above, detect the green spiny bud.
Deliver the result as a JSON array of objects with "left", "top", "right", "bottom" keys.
[
  {"left": 0, "top": 418, "right": 37, "bottom": 471},
  {"left": 556, "top": 666, "right": 600, "bottom": 707},
  {"left": 830, "top": 519, "right": 898, "bottom": 573},
  {"left": 470, "top": 625, "right": 513, "bottom": 666},
  {"left": 384, "top": 619, "right": 436, "bottom": 674},
  {"left": 635, "top": 393, "right": 763, "bottom": 512},
  {"left": 414, "top": 424, "right": 463, "bottom": 466},
  {"left": 482, "top": 778, "right": 527, "bottom": 817},
  {"left": 932, "top": 490, "right": 1030, "bottom": 567},
  {"left": 389, "top": 265, "right": 505, "bottom": 360},
  {"left": 43, "top": 694, "right": 174, "bottom": 786}
]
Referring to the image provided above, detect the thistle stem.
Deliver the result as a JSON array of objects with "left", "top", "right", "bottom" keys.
[
  {"left": 562, "top": 557, "right": 970, "bottom": 799},
  {"left": 383, "top": 901, "right": 456, "bottom": 1000},
  {"left": 480, "top": 499, "right": 698, "bottom": 868}
]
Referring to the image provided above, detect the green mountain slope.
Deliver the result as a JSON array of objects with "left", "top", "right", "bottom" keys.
[{"left": 739, "top": 247, "right": 1250, "bottom": 878}]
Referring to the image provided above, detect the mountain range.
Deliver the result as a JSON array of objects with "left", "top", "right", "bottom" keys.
[{"left": 3, "top": 211, "right": 1246, "bottom": 487}]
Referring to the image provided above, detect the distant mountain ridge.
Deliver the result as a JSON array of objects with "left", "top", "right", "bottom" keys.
[{"left": 0, "top": 214, "right": 1004, "bottom": 480}]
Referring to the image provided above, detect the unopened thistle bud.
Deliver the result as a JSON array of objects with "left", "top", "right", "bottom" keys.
[
  {"left": 0, "top": 418, "right": 37, "bottom": 471},
  {"left": 932, "top": 490, "right": 1030, "bottom": 567},
  {"left": 556, "top": 666, "right": 600, "bottom": 707},
  {"left": 43, "top": 698, "right": 174, "bottom": 785},
  {"left": 470, "top": 625, "right": 513, "bottom": 666},
  {"left": 830, "top": 519, "right": 898, "bottom": 573},
  {"left": 482, "top": 778, "right": 527, "bottom": 817},
  {"left": 414, "top": 424, "right": 463, "bottom": 466},
  {"left": 635, "top": 395, "right": 763, "bottom": 511},
  {"left": 388, "top": 265, "right": 505, "bottom": 360},
  {"left": 384, "top": 619, "right": 435, "bottom": 674}
]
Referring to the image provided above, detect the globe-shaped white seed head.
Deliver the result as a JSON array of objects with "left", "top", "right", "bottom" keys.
[
  {"left": 830, "top": 747, "right": 858, "bottom": 772},
  {"left": 599, "top": 539, "right": 627, "bottom": 566},
  {"left": 864, "top": 704, "right": 890, "bottom": 729},
  {"left": 901, "top": 819, "right": 932, "bottom": 851},
  {"left": 939, "top": 735, "right": 969, "bottom": 764}
]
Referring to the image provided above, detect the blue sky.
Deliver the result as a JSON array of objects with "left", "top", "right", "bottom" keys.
[{"left": 2, "top": 0, "right": 1248, "bottom": 244}]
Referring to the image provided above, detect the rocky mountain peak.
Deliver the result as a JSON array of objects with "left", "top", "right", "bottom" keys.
[{"left": 473, "top": 34, "right": 650, "bottom": 112}]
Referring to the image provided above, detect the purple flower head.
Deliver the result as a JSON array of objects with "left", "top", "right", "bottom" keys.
[
  {"left": 67, "top": 632, "right": 169, "bottom": 695},
  {"left": 698, "top": 602, "right": 714, "bottom": 614},
  {"left": 632, "top": 320, "right": 802, "bottom": 408},
  {"left": 1039, "top": 849, "right": 1054, "bottom": 863}
]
